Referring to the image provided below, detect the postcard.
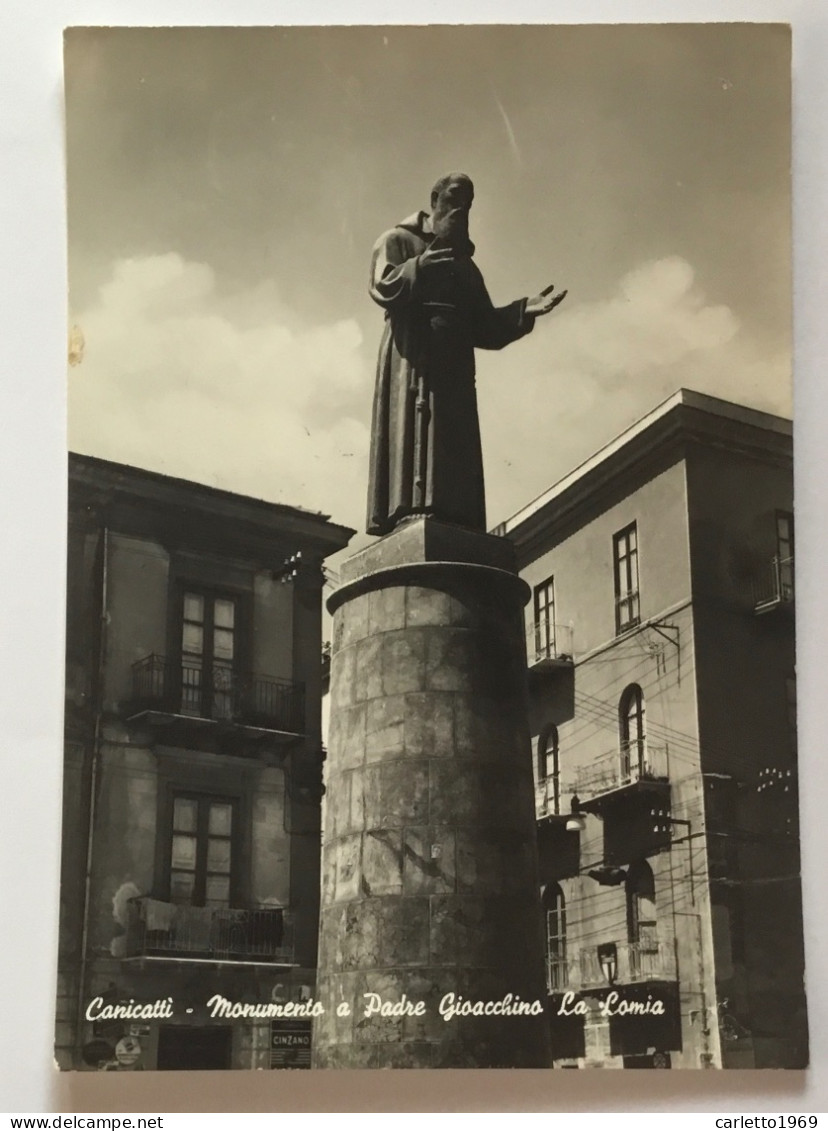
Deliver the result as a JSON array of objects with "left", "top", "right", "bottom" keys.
[{"left": 56, "top": 23, "right": 805, "bottom": 1073}]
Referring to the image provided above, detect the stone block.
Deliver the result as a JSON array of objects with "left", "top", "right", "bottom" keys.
[
  {"left": 352, "top": 634, "right": 383, "bottom": 702},
  {"left": 337, "top": 516, "right": 516, "bottom": 582},
  {"left": 429, "top": 894, "right": 499, "bottom": 968},
  {"left": 365, "top": 695, "right": 406, "bottom": 763},
  {"left": 405, "top": 585, "right": 453, "bottom": 627},
  {"left": 402, "top": 826, "right": 456, "bottom": 896},
  {"left": 338, "top": 900, "right": 382, "bottom": 969},
  {"left": 368, "top": 586, "right": 407, "bottom": 635},
  {"left": 479, "top": 763, "right": 527, "bottom": 830},
  {"left": 317, "top": 903, "right": 342, "bottom": 968},
  {"left": 360, "top": 764, "right": 382, "bottom": 830},
  {"left": 454, "top": 829, "right": 505, "bottom": 895},
  {"left": 333, "top": 833, "right": 362, "bottom": 903},
  {"left": 353, "top": 970, "right": 406, "bottom": 1045},
  {"left": 403, "top": 692, "right": 454, "bottom": 757},
  {"left": 378, "top": 896, "right": 430, "bottom": 965},
  {"left": 370, "top": 761, "right": 429, "bottom": 828},
  {"left": 320, "top": 845, "right": 338, "bottom": 907},
  {"left": 424, "top": 628, "right": 473, "bottom": 693},
  {"left": 348, "top": 769, "right": 365, "bottom": 832},
  {"left": 325, "top": 770, "right": 351, "bottom": 841},
  {"left": 334, "top": 597, "right": 370, "bottom": 656},
  {"left": 361, "top": 828, "right": 404, "bottom": 896},
  {"left": 453, "top": 694, "right": 515, "bottom": 762},
  {"left": 321, "top": 971, "right": 359, "bottom": 1037},
  {"left": 428, "top": 760, "right": 484, "bottom": 825},
  {"left": 381, "top": 629, "right": 427, "bottom": 696},
  {"left": 329, "top": 643, "right": 356, "bottom": 710},
  {"left": 330, "top": 703, "right": 367, "bottom": 771},
  {"left": 446, "top": 593, "right": 479, "bottom": 628},
  {"left": 398, "top": 968, "right": 456, "bottom": 1043}
]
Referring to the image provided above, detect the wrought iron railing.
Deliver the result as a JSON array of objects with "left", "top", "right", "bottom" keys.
[
  {"left": 547, "top": 955, "right": 577, "bottom": 994},
  {"left": 573, "top": 742, "right": 669, "bottom": 801},
  {"left": 129, "top": 654, "right": 305, "bottom": 733},
  {"left": 546, "top": 940, "right": 677, "bottom": 994},
  {"left": 124, "top": 898, "right": 294, "bottom": 964},
  {"left": 535, "top": 776, "right": 579, "bottom": 820},
  {"left": 752, "top": 555, "right": 794, "bottom": 612},
  {"left": 579, "top": 939, "right": 677, "bottom": 989},
  {"left": 527, "top": 621, "right": 574, "bottom": 665}
]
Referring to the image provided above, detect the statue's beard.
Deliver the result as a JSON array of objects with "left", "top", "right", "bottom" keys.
[{"left": 431, "top": 209, "right": 471, "bottom": 252}]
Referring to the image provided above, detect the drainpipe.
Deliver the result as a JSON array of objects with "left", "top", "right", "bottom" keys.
[{"left": 74, "top": 523, "right": 109, "bottom": 1066}]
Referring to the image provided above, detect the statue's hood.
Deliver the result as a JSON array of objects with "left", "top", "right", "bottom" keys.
[
  {"left": 396, "top": 211, "right": 475, "bottom": 255},
  {"left": 396, "top": 211, "right": 431, "bottom": 238}
]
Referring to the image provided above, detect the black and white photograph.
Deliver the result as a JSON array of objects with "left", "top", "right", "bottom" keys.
[{"left": 51, "top": 20, "right": 808, "bottom": 1079}]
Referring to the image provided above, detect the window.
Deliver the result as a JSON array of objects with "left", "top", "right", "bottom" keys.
[
  {"left": 543, "top": 883, "right": 567, "bottom": 991},
  {"left": 533, "top": 576, "right": 556, "bottom": 661},
  {"left": 180, "top": 590, "right": 238, "bottom": 719},
  {"left": 613, "top": 523, "right": 640, "bottom": 633},
  {"left": 626, "top": 861, "right": 657, "bottom": 953},
  {"left": 169, "top": 793, "right": 237, "bottom": 908},
  {"left": 538, "top": 727, "right": 560, "bottom": 812},
  {"left": 619, "top": 684, "right": 645, "bottom": 780},
  {"left": 776, "top": 511, "right": 794, "bottom": 600}
]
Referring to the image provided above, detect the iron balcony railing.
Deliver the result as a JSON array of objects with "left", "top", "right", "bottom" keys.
[
  {"left": 547, "top": 955, "right": 578, "bottom": 994},
  {"left": 124, "top": 898, "right": 294, "bottom": 964},
  {"left": 573, "top": 742, "right": 669, "bottom": 802},
  {"left": 579, "top": 939, "right": 677, "bottom": 989},
  {"left": 535, "top": 776, "right": 579, "bottom": 820},
  {"left": 527, "top": 621, "right": 574, "bottom": 665},
  {"left": 752, "top": 555, "right": 794, "bottom": 612},
  {"left": 129, "top": 654, "right": 305, "bottom": 733},
  {"left": 546, "top": 940, "right": 677, "bottom": 994}
]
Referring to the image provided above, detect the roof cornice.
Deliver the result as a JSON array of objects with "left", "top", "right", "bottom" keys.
[
  {"left": 68, "top": 451, "right": 355, "bottom": 558},
  {"left": 494, "top": 389, "right": 792, "bottom": 559}
]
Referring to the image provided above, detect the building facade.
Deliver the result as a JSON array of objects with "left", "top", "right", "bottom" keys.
[
  {"left": 496, "top": 390, "right": 806, "bottom": 1069},
  {"left": 57, "top": 454, "right": 353, "bottom": 1071}
]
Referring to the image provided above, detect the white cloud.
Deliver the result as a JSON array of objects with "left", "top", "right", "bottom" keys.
[
  {"left": 479, "top": 255, "right": 791, "bottom": 524},
  {"left": 70, "top": 253, "right": 791, "bottom": 542},
  {"left": 69, "top": 253, "right": 372, "bottom": 531}
]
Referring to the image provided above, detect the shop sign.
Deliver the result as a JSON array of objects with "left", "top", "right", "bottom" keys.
[{"left": 270, "top": 1019, "right": 311, "bottom": 1069}]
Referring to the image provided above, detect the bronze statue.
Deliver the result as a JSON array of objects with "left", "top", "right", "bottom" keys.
[{"left": 366, "top": 173, "right": 567, "bottom": 536}]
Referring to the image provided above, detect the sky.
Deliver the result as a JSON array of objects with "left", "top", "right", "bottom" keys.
[{"left": 64, "top": 24, "right": 792, "bottom": 563}]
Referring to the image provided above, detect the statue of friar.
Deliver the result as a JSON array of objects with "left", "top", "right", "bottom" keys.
[{"left": 366, "top": 172, "right": 567, "bottom": 536}]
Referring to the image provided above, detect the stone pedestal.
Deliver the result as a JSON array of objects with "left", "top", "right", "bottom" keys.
[{"left": 312, "top": 518, "right": 550, "bottom": 1068}]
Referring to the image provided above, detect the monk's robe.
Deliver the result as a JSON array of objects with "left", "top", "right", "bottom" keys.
[{"left": 366, "top": 210, "right": 535, "bottom": 536}]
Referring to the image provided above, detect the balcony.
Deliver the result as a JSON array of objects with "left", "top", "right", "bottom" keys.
[
  {"left": 574, "top": 743, "right": 669, "bottom": 811},
  {"left": 123, "top": 898, "right": 295, "bottom": 966},
  {"left": 126, "top": 654, "right": 305, "bottom": 745},
  {"left": 546, "top": 940, "right": 677, "bottom": 995},
  {"left": 581, "top": 939, "right": 677, "bottom": 989},
  {"left": 527, "top": 621, "right": 574, "bottom": 670},
  {"left": 752, "top": 555, "right": 794, "bottom": 614}
]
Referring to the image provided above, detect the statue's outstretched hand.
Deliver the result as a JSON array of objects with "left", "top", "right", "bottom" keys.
[{"left": 526, "top": 283, "right": 568, "bottom": 317}]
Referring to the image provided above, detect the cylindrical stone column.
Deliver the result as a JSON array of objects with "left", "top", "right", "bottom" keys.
[{"left": 313, "top": 524, "right": 550, "bottom": 1068}]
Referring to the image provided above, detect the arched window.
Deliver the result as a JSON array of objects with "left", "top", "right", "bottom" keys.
[
  {"left": 626, "top": 861, "right": 657, "bottom": 954},
  {"left": 537, "top": 727, "right": 560, "bottom": 813},
  {"left": 543, "top": 883, "right": 567, "bottom": 991},
  {"left": 619, "top": 684, "right": 645, "bottom": 780}
]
